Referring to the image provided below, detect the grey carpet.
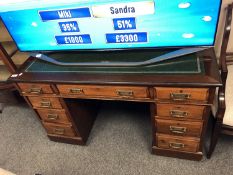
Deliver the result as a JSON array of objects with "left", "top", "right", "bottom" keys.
[{"left": 0, "top": 102, "right": 233, "bottom": 175}]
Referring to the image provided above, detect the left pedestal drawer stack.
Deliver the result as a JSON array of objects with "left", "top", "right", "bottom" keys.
[{"left": 17, "top": 83, "right": 85, "bottom": 145}]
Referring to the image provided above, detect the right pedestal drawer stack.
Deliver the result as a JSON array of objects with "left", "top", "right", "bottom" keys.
[{"left": 152, "top": 87, "right": 211, "bottom": 160}]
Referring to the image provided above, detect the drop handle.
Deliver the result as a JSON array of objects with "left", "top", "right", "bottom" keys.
[
  {"left": 116, "top": 90, "right": 134, "bottom": 97},
  {"left": 169, "top": 126, "right": 187, "bottom": 134},
  {"left": 40, "top": 101, "right": 51, "bottom": 108},
  {"left": 47, "top": 114, "right": 59, "bottom": 120},
  {"left": 53, "top": 128, "right": 65, "bottom": 135},
  {"left": 169, "top": 142, "right": 185, "bottom": 149},
  {"left": 170, "top": 110, "right": 188, "bottom": 118},
  {"left": 170, "top": 93, "right": 191, "bottom": 101},
  {"left": 69, "top": 88, "right": 84, "bottom": 94},
  {"left": 28, "top": 87, "right": 42, "bottom": 94}
]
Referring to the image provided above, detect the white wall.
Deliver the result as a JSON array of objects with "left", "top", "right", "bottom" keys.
[{"left": 215, "top": 0, "right": 233, "bottom": 57}]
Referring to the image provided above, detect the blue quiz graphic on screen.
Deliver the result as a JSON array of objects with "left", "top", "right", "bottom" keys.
[
  {"left": 58, "top": 21, "right": 80, "bottom": 33},
  {"left": 113, "top": 18, "right": 137, "bottom": 30},
  {"left": 0, "top": 0, "right": 221, "bottom": 51},
  {"left": 106, "top": 32, "right": 147, "bottom": 43},
  {"left": 55, "top": 34, "right": 92, "bottom": 45},
  {"left": 39, "top": 8, "right": 91, "bottom": 21}
]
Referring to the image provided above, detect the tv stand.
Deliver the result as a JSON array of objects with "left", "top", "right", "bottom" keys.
[{"left": 31, "top": 47, "right": 207, "bottom": 67}]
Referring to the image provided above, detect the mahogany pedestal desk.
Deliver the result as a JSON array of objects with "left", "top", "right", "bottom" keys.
[{"left": 9, "top": 49, "right": 221, "bottom": 161}]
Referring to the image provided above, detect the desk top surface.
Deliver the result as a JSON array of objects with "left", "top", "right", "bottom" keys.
[
  {"left": 25, "top": 51, "right": 204, "bottom": 74},
  {"left": 10, "top": 48, "right": 221, "bottom": 87}
]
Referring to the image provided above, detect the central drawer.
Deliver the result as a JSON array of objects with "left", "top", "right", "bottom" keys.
[
  {"left": 57, "top": 84, "right": 149, "bottom": 99},
  {"left": 155, "top": 119, "right": 203, "bottom": 137}
]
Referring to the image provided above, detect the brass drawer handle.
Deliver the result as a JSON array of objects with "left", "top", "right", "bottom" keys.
[
  {"left": 169, "top": 142, "right": 185, "bottom": 149},
  {"left": 69, "top": 88, "right": 84, "bottom": 94},
  {"left": 170, "top": 110, "right": 188, "bottom": 118},
  {"left": 28, "top": 88, "right": 42, "bottom": 94},
  {"left": 116, "top": 90, "right": 134, "bottom": 97},
  {"left": 47, "top": 114, "right": 59, "bottom": 120},
  {"left": 170, "top": 93, "right": 191, "bottom": 101},
  {"left": 169, "top": 126, "right": 187, "bottom": 134},
  {"left": 40, "top": 101, "right": 51, "bottom": 108},
  {"left": 53, "top": 128, "right": 65, "bottom": 135}
]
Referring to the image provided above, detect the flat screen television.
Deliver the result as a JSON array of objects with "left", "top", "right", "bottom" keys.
[{"left": 0, "top": 0, "right": 222, "bottom": 66}]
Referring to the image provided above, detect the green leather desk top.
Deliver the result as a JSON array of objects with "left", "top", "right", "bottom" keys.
[{"left": 25, "top": 51, "right": 204, "bottom": 75}]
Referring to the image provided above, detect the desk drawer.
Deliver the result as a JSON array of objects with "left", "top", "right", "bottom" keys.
[
  {"left": 37, "top": 109, "right": 70, "bottom": 124},
  {"left": 155, "top": 119, "right": 203, "bottom": 137},
  {"left": 43, "top": 122, "right": 76, "bottom": 137},
  {"left": 154, "top": 87, "right": 209, "bottom": 102},
  {"left": 57, "top": 85, "right": 149, "bottom": 99},
  {"left": 156, "top": 134, "right": 200, "bottom": 153},
  {"left": 156, "top": 104, "right": 205, "bottom": 120},
  {"left": 28, "top": 97, "right": 63, "bottom": 109},
  {"left": 18, "top": 83, "right": 54, "bottom": 95}
]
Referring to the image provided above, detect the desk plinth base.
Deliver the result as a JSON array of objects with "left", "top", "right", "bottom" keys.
[
  {"left": 48, "top": 134, "right": 86, "bottom": 145},
  {"left": 152, "top": 146, "right": 203, "bottom": 161}
]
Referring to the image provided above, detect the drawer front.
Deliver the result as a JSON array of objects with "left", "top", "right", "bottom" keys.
[
  {"left": 156, "top": 104, "right": 205, "bottom": 120},
  {"left": 154, "top": 87, "right": 209, "bottom": 102},
  {"left": 155, "top": 119, "right": 203, "bottom": 137},
  {"left": 156, "top": 134, "right": 199, "bottom": 153},
  {"left": 18, "top": 83, "right": 54, "bottom": 95},
  {"left": 57, "top": 85, "right": 149, "bottom": 99},
  {"left": 37, "top": 109, "right": 70, "bottom": 124},
  {"left": 43, "top": 122, "right": 77, "bottom": 137},
  {"left": 28, "top": 97, "right": 63, "bottom": 109}
]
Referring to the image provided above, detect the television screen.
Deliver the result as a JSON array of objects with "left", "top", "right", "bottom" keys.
[{"left": 0, "top": 0, "right": 221, "bottom": 51}]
